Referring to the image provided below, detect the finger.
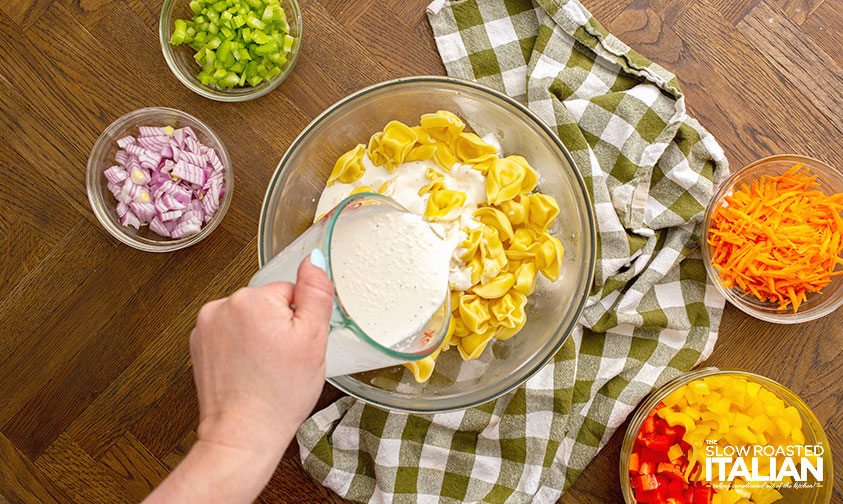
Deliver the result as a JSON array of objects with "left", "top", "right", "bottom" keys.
[
  {"left": 292, "top": 251, "right": 334, "bottom": 337},
  {"left": 249, "top": 281, "right": 296, "bottom": 314}
]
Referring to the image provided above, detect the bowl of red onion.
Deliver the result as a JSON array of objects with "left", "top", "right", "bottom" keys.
[{"left": 86, "top": 107, "right": 233, "bottom": 251}]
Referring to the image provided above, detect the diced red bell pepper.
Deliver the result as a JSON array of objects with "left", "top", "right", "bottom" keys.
[
  {"left": 638, "top": 446, "right": 670, "bottom": 464},
  {"left": 642, "top": 414, "right": 656, "bottom": 434},
  {"left": 639, "top": 460, "right": 657, "bottom": 475},
  {"left": 634, "top": 489, "right": 656, "bottom": 503},
  {"left": 639, "top": 432, "right": 672, "bottom": 452},
  {"left": 666, "top": 479, "right": 684, "bottom": 500},
  {"left": 636, "top": 474, "right": 659, "bottom": 492},
  {"left": 651, "top": 494, "right": 668, "bottom": 504},
  {"left": 657, "top": 463, "right": 686, "bottom": 481},
  {"left": 657, "top": 420, "right": 685, "bottom": 439},
  {"left": 657, "top": 462, "right": 675, "bottom": 474},
  {"left": 691, "top": 487, "right": 713, "bottom": 504},
  {"left": 629, "top": 452, "right": 640, "bottom": 473}
]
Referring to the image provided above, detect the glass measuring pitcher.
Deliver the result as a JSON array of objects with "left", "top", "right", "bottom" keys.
[{"left": 249, "top": 193, "right": 451, "bottom": 377}]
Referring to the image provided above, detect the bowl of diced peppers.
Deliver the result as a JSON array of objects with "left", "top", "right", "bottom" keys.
[
  {"left": 621, "top": 368, "right": 832, "bottom": 504},
  {"left": 160, "top": 0, "right": 301, "bottom": 101},
  {"left": 702, "top": 155, "right": 843, "bottom": 323}
]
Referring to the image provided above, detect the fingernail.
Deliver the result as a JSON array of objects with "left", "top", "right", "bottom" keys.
[{"left": 309, "top": 248, "right": 327, "bottom": 271}]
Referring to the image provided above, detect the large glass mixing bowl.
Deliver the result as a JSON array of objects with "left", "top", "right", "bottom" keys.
[{"left": 258, "top": 76, "right": 596, "bottom": 412}]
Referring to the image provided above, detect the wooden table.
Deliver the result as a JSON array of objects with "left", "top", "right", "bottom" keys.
[{"left": 0, "top": 0, "right": 840, "bottom": 502}]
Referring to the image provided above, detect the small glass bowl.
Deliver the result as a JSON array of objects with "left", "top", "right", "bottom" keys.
[
  {"left": 86, "top": 107, "right": 234, "bottom": 252},
  {"left": 620, "top": 368, "right": 833, "bottom": 504},
  {"left": 159, "top": 0, "right": 302, "bottom": 101},
  {"left": 702, "top": 154, "right": 843, "bottom": 323}
]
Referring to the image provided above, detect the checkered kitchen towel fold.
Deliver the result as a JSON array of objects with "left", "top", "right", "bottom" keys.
[{"left": 297, "top": 0, "right": 729, "bottom": 502}]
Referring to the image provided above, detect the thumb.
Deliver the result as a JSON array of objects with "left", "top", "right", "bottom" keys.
[{"left": 292, "top": 249, "right": 335, "bottom": 335}]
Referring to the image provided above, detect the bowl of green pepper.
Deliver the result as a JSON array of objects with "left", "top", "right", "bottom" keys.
[{"left": 160, "top": 0, "right": 302, "bottom": 101}]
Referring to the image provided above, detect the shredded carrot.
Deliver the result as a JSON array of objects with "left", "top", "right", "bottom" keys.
[{"left": 708, "top": 163, "right": 843, "bottom": 312}]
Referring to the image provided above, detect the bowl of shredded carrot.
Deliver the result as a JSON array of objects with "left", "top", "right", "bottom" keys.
[{"left": 703, "top": 154, "right": 843, "bottom": 323}]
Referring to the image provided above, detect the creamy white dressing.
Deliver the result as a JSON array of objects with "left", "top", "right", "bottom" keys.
[
  {"left": 331, "top": 207, "right": 452, "bottom": 348},
  {"left": 316, "top": 154, "right": 489, "bottom": 291}
]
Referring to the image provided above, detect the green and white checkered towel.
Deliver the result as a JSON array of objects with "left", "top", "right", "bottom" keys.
[{"left": 297, "top": 0, "right": 729, "bottom": 502}]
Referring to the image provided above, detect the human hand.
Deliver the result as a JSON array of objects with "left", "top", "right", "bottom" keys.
[
  {"left": 190, "top": 250, "right": 334, "bottom": 459},
  {"left": 143, "top": 252, "right": 334, "bottom": 504}
]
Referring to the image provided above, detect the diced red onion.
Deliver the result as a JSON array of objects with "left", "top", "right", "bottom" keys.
[
  {"left": 171, "top": 220, "right": 201, "bottom": 238},
  {"left": 104, "top": 165, "right": 128, "bottom": 184},
  {"left": 172, "top": 159, "right": 206, "bottom": 186},
  {"left": 161, "top": 210, "right": 183, "bottom": 222},
  {"left": 207, "top": 150, "right": 223, "bottom": 172},
  {"left": 121, "top": 210, "right": 141, "bottom": 230},
  {"left": 172, "top": 186, "right": 192, "bottom": 205},
  {"left": 177, "top": 126, "right": 196, "bottom": 139},
  {"left": 123, "top": 143, "right": 146, "bottom": 157},
  {"left": 130, "top": 166, "right": 151, "bottom": 185},
  {"left": 130, "top": 201, "right": 156, "bottom": 222},
  {"left": 116, "top": 136, "right": 136, "bottom": 148},
  {"left": 114, "top": 150, "right": 131, "bottom": 166},
  {"left": 106, "top": 125, "right": 224, "bottom": 239},
  {"left": 164, "top": 193, "right": 187, "bottom": 210},
  {"left": 177, "top": 150, "right": 206, "bottom": 168},
  {"left": 139, "top": 126, "right": 168, "bottom": 137},
  {"left": 149, "top": 216, "right": 170, "bottom": 237}
]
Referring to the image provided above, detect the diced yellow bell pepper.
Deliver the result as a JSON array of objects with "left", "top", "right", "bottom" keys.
[
  {"left": 701, "top": 411, "right": 730, "bottom": 433},
  {"left": 782, "top": 406, "right": 802, "bottom": 431},
  {"left": 685, "top": 425, "right": 712, "bottom": 444},
  {"left": 691, "top": 380, "right": 711, "bottom": 396},
  {"left": 704, "top": 375, "right": 729, "bottom": 390},
  {"left": 683, "top": 406, "right": 702, "bottom": 421},
  {"left": 746, "top": 400, "right": 765, "bottom": 417},
  {"left": 662, "top": 386, "right": 686, "bottom": 408},
  {"left": 746, "top": 381, "right": 762, "bottom": 398},
  {"left": 773, "top": 417, "right": 792, "bottom": 437},
  {"left": 733, "top": 425, "right": 757, "bottom": 444},
  {"left": 728, "top": 380, "right": 748, "bottom": 408},
  {"left": 749, "top": 414, "right": 774, "bottom": 435},
  {"left": 752, "top": 486, "right": 783, "bottom": 504},
  {"left": 657, "top": 406, "right": 673, "bottom": 420},
  {"left": 791, "top": 427, "right": 805, "bottom": 445},
  {"left": 733, "top": 412, "right": 751, "bottom": 428},
  {"left": 709, "top": 397, "right": 731, "bottom": 416},
  {"left": 664, "top": 411, "right": 696, "bottom": 432},
  {"left": 734, "top": 486, "right": 752, "bottom": 499},
  {"left": 668, "top": 443, "right": 684, "bottom": 463},
  {"left": 685, "top": 387, "right": 700, "bottom": 405},
  {"left": 724, "top": 432, "right": 742, "bottom": 446},
  {"left": 720, "top": 489, "right": 742, "bottom": 504}
]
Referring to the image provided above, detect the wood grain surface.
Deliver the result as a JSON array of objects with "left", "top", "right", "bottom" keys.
[{"left": 0, "top": 0, "right": 840, "bottom": 502}]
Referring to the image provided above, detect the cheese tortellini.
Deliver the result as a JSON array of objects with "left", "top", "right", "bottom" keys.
[
  {"left": 328, "top": 144, "right": 366, "bottom": 185},
  {"left": 323, "top": 111, "right": 565, "bottom": 383}
]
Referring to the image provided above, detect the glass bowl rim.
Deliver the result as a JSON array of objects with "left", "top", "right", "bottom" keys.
[
  {"left": 701, "top": 154, "right": 843, "bottom": 324},
  {"left": 86, "top": 106, "right": 234, "bottom": 252},
  {"left": 256, "top": 75, "right": 597, "bottom": 412},
  {"left": 158, "top": 0, "right": 303, "bottom": 102},
  {"left": 618, "top": 367, "right": 834, "bottom": 504}
]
